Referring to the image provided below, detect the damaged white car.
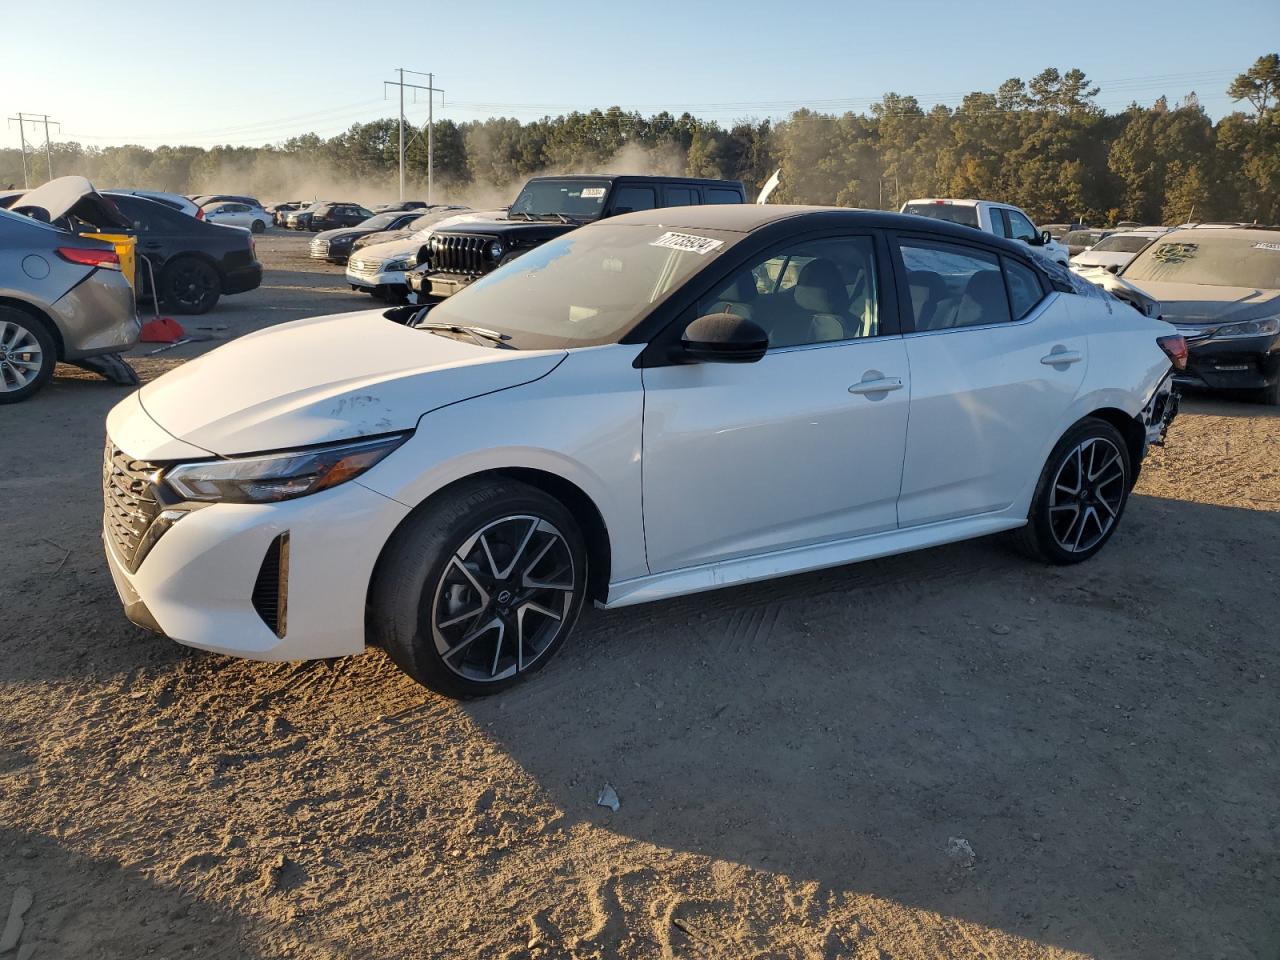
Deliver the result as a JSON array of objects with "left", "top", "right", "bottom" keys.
[{"left": 104, "top": 206, "right": 1181, "bottom": 696}]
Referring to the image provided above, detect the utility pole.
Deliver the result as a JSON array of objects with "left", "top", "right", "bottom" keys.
[
  {"left": 37, "top": 115, "right": 59, "bottom": 180},
  {"left": 383, "top": 70, "right": 443, "bottom": 202},
  {"left": 8, "top": 113, "right": 29, "bottom": 188}
]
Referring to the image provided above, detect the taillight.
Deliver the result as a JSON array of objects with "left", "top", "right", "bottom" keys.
[
  {"left": 57, "top": 246, "right": 121, "bottom": 270},
  {"left": 1157, "top": 334, "right": 1188, "bottom": 371},
  {"left": 195, "top": 207, "right": 205, "bottom": 220}
]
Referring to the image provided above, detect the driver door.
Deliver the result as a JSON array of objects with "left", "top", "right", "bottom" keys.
[{"left": 641, "top": 232, "right": 910, "bottom": 573}]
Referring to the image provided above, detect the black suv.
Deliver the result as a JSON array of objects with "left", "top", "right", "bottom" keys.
[
  {"left": 306, "top": 202, "right": 374, "bottom": 232},
  {"left": 406, "top": 175, "right": 746, "bottom": 299}
]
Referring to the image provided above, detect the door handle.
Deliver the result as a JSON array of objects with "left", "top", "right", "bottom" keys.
[
  {"left": 1040, "top": 349, "right": 1083, "bottom": 366},
  {"left": 848, "top": 376, "right": 904, "bottom": 395}
]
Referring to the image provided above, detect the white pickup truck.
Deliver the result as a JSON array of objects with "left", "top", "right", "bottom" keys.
[{"left": 900, "top": 198, "right": 1070, "bottom": 267}]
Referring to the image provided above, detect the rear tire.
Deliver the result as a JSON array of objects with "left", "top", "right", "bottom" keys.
[
  {"left": 0, "top": 306, "right": 56, "bottom": 404},
  {"left": 1009, "top": 418, "right": 1132, "bottom": 565},
  {"left": 161, "top": 257, "right": 221, "bottom": 314},
  {"left": 369, "top": 479, "right": 588, "bottom": 698}
]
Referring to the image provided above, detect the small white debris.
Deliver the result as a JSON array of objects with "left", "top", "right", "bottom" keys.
[
  {"left": 596, "top": 783, "right": 620, "bottom": 812},
  {"left": 0, "top": 885, "right": 33, "bottom": 953},
  {"left": 946, "top": 837, "right": 976, "bottom": 870}
]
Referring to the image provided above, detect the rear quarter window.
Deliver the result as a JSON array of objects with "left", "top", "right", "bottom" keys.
[{"left": 707, "top": 188, "right": 743, "bottom": 204}]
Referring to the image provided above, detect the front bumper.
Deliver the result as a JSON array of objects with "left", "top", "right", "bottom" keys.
[
  {"left": 345, "top": 267, "right": 407, "bottom": 292},
  {"left": 223, "top": 261, "right": 263, "bottom": 296},
  {"left": 1176, "top": 335, "right": 1280, "bottom": 392},
  {"left": 102, "top": 437, "right": 411, "bottom": 661},
  {"left": 426, "top": 272, "right": 476, "bottom": 299}
]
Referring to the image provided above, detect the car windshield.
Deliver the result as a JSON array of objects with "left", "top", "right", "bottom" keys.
[
  {"left": 1122, "top": 235, "right": 1280, "bottom": 288},
  {"left": 424, "top": 223, "right": 740, "bottom": 348},
  {"left": 360, "top": 213, "right": 400, "bottom": 229},
  {"left": 1092, "top": 233, "right": 1155, "bottom": 254},
  {"left": 1067, "top": 230, "right": 1108, "bottom": 247},
  {"left": 901, "top": 202, "right": 980, "bottom": 229},
  {"left": 509, "top": 180, "right": 609, "bottom": 220}
]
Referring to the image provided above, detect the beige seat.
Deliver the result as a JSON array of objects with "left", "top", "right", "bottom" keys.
[{"left": 773, "top": 258, "right": 851, "bottom": 347}]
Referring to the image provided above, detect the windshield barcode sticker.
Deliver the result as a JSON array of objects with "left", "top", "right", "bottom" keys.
[
  {"left": 580, "top": 187, "right": 606, "bottom": 199},
  {"left": 1252, "top": 242, "right": 1280, "bottom": 252},
  {"left": 651, "top": 232, "right": 724, "bottom": 256}
]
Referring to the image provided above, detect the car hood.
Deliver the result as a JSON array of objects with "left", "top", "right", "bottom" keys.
[
  {"left": 137, "top": 309, "right": 566, "bottom": 456},
  {"left": 1115, "top": 279, "right": 1280, "bottom": 324},
  {"left": 314, "top": 227, "right": 364, "bottom": 242},
  {"left": 1072, "top": 250, "right": 1130, "bottom": 268},
  {"left": 348, "top": 237, "right": 421, "bottom": 263}
]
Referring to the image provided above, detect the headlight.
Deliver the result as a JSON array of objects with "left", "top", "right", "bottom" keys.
[
  {"left": 1212, "top": 316, "right": 1280, "bottom": 339},
  {"left": 164, "top": 434, "right": 409, "bottom": 504},
  {"left": 487, "top": 239, "right": 505, "bottom": 260},
  {"left": 385, "top": 259, "right": 410, "bottom": 272}
]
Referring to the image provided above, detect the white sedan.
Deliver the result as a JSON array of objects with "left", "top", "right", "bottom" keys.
[
  {"left": 1071, "top": 228, "right": 1169, "bottom": 276},
  {"left": 103, "top": 206, "right": 1182, "bottom": 696},
  {"left": 202, "top": 201, "right": 271, "bottom": 233}
]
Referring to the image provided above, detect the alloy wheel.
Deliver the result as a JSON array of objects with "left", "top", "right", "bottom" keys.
[
  {"left": 430, "top": 515, "right": 576, "bottom": 683},
  {"left": 1048, "top": 436, "right": 1126, "bottom": 553},
  {"left": 0, "top": 319, "right": 44, "bottom": 393},
  {"left": 167, "top": 261, "right": 215, "bottom": 310}
]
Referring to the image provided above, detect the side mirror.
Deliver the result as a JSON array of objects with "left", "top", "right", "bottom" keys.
[
  {"left": 680, "top": 313, "right": 768, "bottom": 364},
  {"left": 1039, "top": 230, "right": 1053, "bottom": 245},
  {"left": 1105, "top": 263, "right": 1121, "bottom": 274}
]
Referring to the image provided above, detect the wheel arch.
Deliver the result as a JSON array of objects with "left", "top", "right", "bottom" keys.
[
  {"left": 0, "top": 295, "right": 65, "bottom": 359},
  {"left": 366, "top": 466, "right": 614, "bottom": 615},
  {"left": 1078, "top": 406, "right": 1145, "bottom": 485}
]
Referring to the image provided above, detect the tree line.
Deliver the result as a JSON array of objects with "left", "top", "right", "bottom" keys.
[{"left": 3, "top": 55, "right": 1277, "bottom": 226}]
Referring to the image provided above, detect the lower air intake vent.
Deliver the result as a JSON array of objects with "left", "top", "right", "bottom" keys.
[{"left": 251, "top": 533, "right": 289, "bottom": 637}]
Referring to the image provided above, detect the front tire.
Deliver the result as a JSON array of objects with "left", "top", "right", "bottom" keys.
[
  {"left": 0, "top": 307, "right": 56, "bottom": 403},
  {"left": 161, "top": 257, "right": 221, "bottom": 314},
  {"left": 1009, "top": 418, "right": 1132, "bottom": 564},
  {"left": 251, "top": 219, "right": 266, "bottom": 234},
  {"left": 369, "top": 479, "right": 588, "bottom": 698}
]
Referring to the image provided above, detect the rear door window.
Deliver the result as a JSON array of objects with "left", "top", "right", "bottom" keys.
[
  {"left": 988, "top": 209, "right": 1010, "bottom": 238},
  {"left": 898, "top": 239, "right": 1012, "bottom": 331},
  {"left": 611, "top": 186, "right": 656, "bottom": 213},
  {"left": 1002, "top": 257, "right": 1046, "bottom": 319},
  {"left": 663, "top": 186, "right": 699, "bottom": 207}
]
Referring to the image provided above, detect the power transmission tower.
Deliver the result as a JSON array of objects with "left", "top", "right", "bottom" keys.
[
  {"left": 7, "top": 113, "right": 60, "bottom": 186},
  {"left": 383, "top": 70, "right": 443, "bottom": 201},
  {"left": 8, "top": 114, "right": 30, "bottom": 188}
]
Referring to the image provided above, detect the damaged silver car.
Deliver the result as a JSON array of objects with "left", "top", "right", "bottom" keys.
[{"left": 0, "top": 176, "right": 141, "bottom": 402}]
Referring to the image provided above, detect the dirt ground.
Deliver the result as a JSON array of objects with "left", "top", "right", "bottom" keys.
[{"left": 1, "top": 232, "right": 1278, "bottom": 960}]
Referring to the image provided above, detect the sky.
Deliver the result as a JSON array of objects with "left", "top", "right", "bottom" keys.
[{"left": 3, "top": 0, "right": 1277, "bottom": 150}]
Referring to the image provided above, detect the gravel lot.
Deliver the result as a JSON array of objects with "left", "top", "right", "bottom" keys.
[{"left": 2, "top": 231, "right": 1278, "bottom": 960}]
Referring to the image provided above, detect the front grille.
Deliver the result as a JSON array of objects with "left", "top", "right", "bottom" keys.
[
  {"left": 251, "top": 533, "right": 289, "bottom": 637},
  {"left": 429, "top": 233, "right": 490, "bottom": 275},
  {"left": 309, "top": 239, "right": 330, "bottom": 258},
  {"left": 103, "top": 441, "right": 161, "bottom": 572},
  {"left": 347, "top": 257, "right": 380, "bottom": 281}
]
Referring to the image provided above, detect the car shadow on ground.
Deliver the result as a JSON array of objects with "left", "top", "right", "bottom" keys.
[
  {"left": 7, "top": 472, "right": 1278, "bottom": 957},
  {"left": 0, "top": 826, "right": 251, "bottom": 958},
  {"left": 458, "top": 494, "right": 1280, "bottom": 960}
]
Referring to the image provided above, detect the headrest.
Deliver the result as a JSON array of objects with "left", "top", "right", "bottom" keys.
[{"left": 794, "top": 258, "right": 849, "bottom": 314}]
